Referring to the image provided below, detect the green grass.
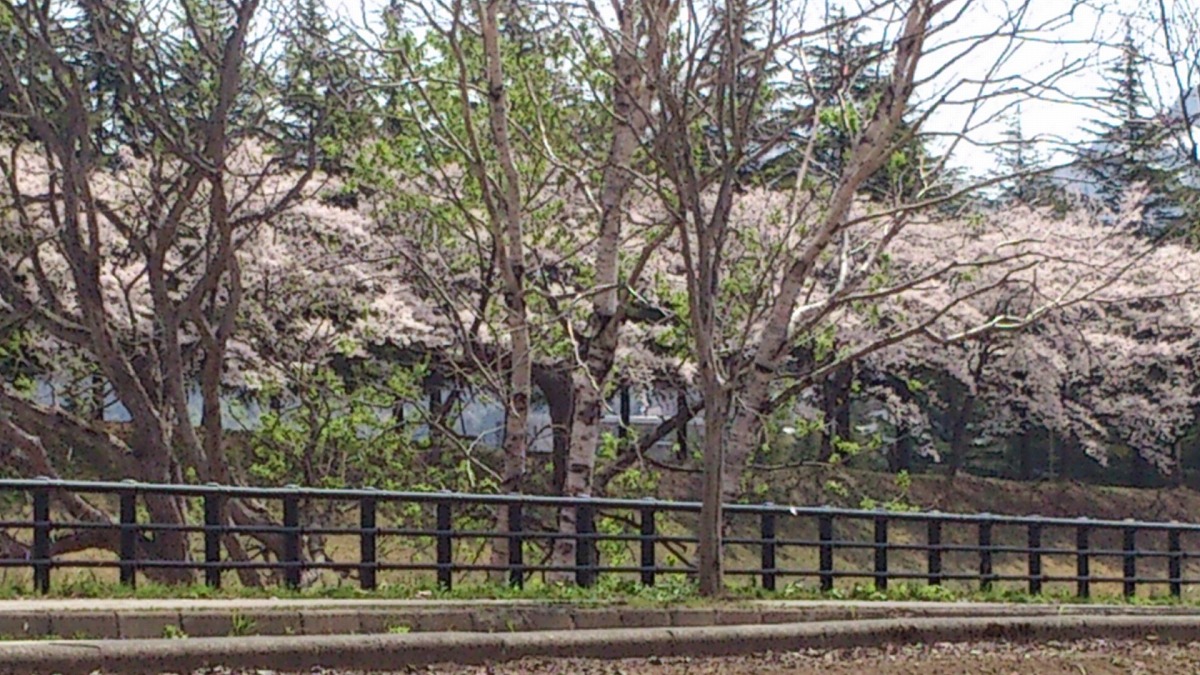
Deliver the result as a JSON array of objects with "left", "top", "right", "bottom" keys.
[{"left": 0, "top": 575, "right": 1192, "bottom": 609}]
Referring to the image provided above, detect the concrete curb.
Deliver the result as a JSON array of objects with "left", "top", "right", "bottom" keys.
[
  {"left": 1, "top": 600, "right": 1200, "bottom": 640},
  {"left": 1, "top": 614, "right": 1199, "bottom": 674}
]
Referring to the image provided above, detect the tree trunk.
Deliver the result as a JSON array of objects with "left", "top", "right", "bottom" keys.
[
  {"left": 818, "top": 365, "right": 853, "bottom": 463},
  {"left": 1171, "top": 441, "right": 1186, "bottom": 487},
  {"left": 554, "top": 348, "right": 614, "bottom": 577},
  {"left": 132, "top": 431, "right": 194, "bottom": 584},
  {"left": 675, "top": 391, "right": 690, "bottom": 461},
  {"left": 551, "top": 0, "right": 651, "bottom": 577},
  {"left": 947, "top": 394, "right": 975, "bottom": 475},
  {"left": 698, "top": 385, "right": 728, "bottom": 597},
  {"left": 888, "top": 426, "right": 913, "bottom": 473},
  {"left": 533, "top": 367, "right": 574, "bottom": 496},
  {"left": 950, "top": 347, "right": 988, "bottom": 475},
  {"left": 90, "top": 374, "right": 105, "bottom": 421},
  {"left": 480, "top": 0, "right": 531, "bottom": 584},
  {"left": 425, "top": 386, "right": 444, "bottom": 468},
  {"left": 1015, "top": 428, "right": 1035, "bottom": 481},
  {"left": 722, "top": 376, "right": 772, "bottom": 502}
]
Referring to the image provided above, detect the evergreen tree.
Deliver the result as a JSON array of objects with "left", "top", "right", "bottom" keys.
[
  {"left": 993, "top": 106, "right": 1058, "bottom": 209},
  {"left": 805, "top": 7, "right": 882, "bottom": 184},
  {"left": 1078, "top": 23, "right": 1174, "bottom": 231},
  {"left": 754, "top": 4, "right": 950, "bottom": 203},
  {"left": 277, "top": 0, "right": 373, "bottom": 177},
  {"left": 75, "top": 0, "right": 146, "bottom": 159}
]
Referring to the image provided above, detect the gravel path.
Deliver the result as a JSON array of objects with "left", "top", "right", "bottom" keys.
[{"left": 193, "top": 639, "right": 1200, "bottom": 674}]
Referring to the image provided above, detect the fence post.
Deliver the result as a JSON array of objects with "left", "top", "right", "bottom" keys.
[
  {"left": 1169, "top": 526, "right": 1183, "bottom": 599},
  {"left": 283, "top": 487, "right": 301, "bottom": 590},
  {"left": 874, "top": 514, "right": 889, "bottom": 592},
  {"left": 1076, "top": 521, "right": 1091, "bottom": 599},
  {"left": 927, "top": 517, "right": 942, "bottom": 586},
  {"left": 119, "top": 482, "right": 137, "bottom": 589},
  {"left": 508, "top": 502, "right": 524, "bottom": 589},
  {"left": 32, "top": 483, "right": 51, "bottom": 595},
  {"left": 576, "top": 502, "right": 596, "bottom": 588},
  {"left": 360, "top": 491, "right": 378, "bottom": 591},
  {"left": 203, "top": 485, "right": 223, "bottom": 589},
  {"left": 1123, "top": 522, "right": 1137, "bottom": 599},
  {"left": 640, "top": 504, "right": 656, "bottom": 587},
  {"left": 619, "top": 386, "right": 632, "bottom": 440},
  {"left": 818, "top": 511, "right": 834, "bottom": 593},
  {"left": 1027, "top": 521, "right": 1042, "bottom": 596},
  {"left": 760, "top": 504, "right": 776, "bottom": 592},
  {"left": 978, "top": 518, "right": 993, "bottom": 592},
  {"left": 436, "top": 500, "right": 453, "bottom": 591}
]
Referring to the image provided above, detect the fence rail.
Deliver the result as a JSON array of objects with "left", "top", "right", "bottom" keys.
[{"left": 1, "top": 478, "right": 1197, "bottom": 597}]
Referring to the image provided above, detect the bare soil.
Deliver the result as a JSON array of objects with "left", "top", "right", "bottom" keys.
[{"left": 197, "top": 639, "right": 1200, "bottom": 674}]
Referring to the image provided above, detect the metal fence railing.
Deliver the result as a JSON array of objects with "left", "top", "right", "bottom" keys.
[{"left": 0, "top": 478, "right": 1196, "bottom": 598}]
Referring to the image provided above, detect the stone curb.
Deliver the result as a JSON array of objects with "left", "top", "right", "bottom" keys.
[
  {"left": 1, "top": 614, "right": 1199, "bottom": 675},
  {"left": 2, "top": 602, "right": 1200, "bottom": 640}
]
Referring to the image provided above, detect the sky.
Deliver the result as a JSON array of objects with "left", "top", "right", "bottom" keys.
[{"left": 906, "top": 0, "right": 1163, "bottom": 174}]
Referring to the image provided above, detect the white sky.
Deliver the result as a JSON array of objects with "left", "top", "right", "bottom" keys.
[{"left": 910, "top": 0, "right": 1161, "bottom": 174}]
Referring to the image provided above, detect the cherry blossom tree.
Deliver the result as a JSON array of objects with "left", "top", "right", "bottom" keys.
[
  {"left": 2, "top": 0, "right": 1197, "bottom": 597},
  {"left": 849, "top": 202, "right": 1200, "bottom": 482}
]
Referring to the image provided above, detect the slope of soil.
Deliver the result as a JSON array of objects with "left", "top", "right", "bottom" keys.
[
  {"left": 771, "top": 467, "right": 1194, "bottom": 523},
  {"left": 656, "top": 466, "right": 1193, "bottom": 521}
]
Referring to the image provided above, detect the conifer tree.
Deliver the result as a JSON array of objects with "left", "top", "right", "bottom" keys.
[
  {"left": 799, "top": 5, "right": 948, "bottom": 203},
  {"left": 1078, "top": 22, "right": 1173, "bottom": 231},
  {"left": 994, "top": 106, "right": 1056, "bottom": 208},
  {"left": 277, "top": 0, "right": 372, "bottom": 176}
]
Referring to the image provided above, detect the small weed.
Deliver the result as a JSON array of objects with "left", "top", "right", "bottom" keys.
[
  {"left": 386, "top": 624, "right": 411, "bottom": 634},
  {"left": 162, "top": 625, "right": 188, "bottom": 640},
  {"left": 229, "top": 613, "right": 257, "bottom": 637}
]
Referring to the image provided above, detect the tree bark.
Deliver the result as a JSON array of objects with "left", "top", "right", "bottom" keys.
[
  {"left": 552, "top": 0, "right": 666, "bottom": 576},
  {"left": 697, "top": 382, "right": 728, "bottom": 596},
  {"left": 949, "top": 347, "right": 990, "bottom": 475},
  {"left": 479, "top": 0, "right": 532, "bottom": 580},
  {"left": 1170, "top": 441, "right": 1186, "bottom": 487}
]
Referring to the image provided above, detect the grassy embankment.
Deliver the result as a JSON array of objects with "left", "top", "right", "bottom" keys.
[{"left": 2, "top": 468, "right": 1198, "bottom": 602}]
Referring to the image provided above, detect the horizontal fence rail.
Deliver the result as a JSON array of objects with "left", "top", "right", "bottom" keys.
[{"left": 0, "top": 478, "right": 1197, "bottom": 598}]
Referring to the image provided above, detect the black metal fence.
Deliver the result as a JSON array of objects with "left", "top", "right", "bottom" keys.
[{"left": 1, "top": 478, "right": 1197, "bottom": 598}]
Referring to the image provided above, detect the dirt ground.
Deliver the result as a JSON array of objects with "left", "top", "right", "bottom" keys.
[{"left": 195, "top": 639, "right": 1200, "bottom": 674}]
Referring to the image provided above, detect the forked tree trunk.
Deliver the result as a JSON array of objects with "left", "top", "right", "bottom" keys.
[
  {"left": 131, "top": 431, "right": 194, "bottom": 584},
  {"left": 551, "top": 0, "right": 660, "bottom": 578},
  {"left": 554, "top": 320, "right": 620, "bottom": 577},
  {"left": 720, "top": 3, "right": 935, "bottom": 503}
]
